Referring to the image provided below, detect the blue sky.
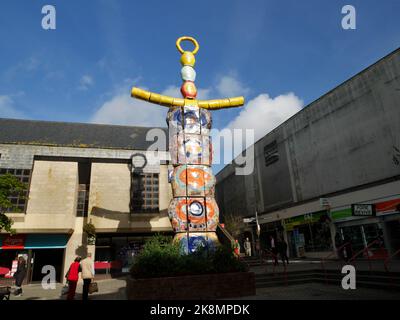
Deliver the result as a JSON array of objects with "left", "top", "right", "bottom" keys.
[{"left": 0, "top": 0, "right": 399, "bottom": 170}]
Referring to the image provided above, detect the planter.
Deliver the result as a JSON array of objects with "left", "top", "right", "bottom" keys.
[
  {"left": 87, "top": 235, "right": 96, "bottom": 245},
  {"left": 126, "top": 272, "right": 256, "bottom": 300}
]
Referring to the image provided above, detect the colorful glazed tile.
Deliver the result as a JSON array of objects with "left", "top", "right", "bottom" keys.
[
  {"left": 183, "top": 105, "right": 200, "bottom": 134},
  {"left": 187, "top": 197, "right": 207, "bottom": 232},
  {"left": 205, "top": 197, "right": 219, "bottom": 232},
  {"left": 168, "top": 198, "right": 188, "bottom": 232}
]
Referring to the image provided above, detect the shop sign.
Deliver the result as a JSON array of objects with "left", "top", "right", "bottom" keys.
[
  {"left": 376, "top": 198, "right": 400, "bottom": 215},
  {"left": 284, "top": 210, "right": 328, "bottom": 230},
  {"left": 351, "top": 204, "right": 376, "bottom": 217},
  {"left": 331, "top": 208, "right": 352, "bottom": 221},
  {"left": 1, "top": 235, "right": 25, "bottom": 249},
  {"left": 320, "top": 198, "right": 330, "bottom": 208}
]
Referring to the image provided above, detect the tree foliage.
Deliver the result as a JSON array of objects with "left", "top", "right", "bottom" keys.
[
  {"left": 0, "top": 173, "right": 27, "bottom": 233},
  {"left": 223, "top": 212, "right": 246, "bottom": 239},
  {"left": 83, "top": 221, "right": 96, "bottom": 237}
]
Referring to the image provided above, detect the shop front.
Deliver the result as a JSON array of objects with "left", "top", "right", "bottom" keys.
[
  {"left": 94, "top": 233, "right": 161, "bottom": 275},
  {"left": 0, "top": 234, "right": 69, "bottom": 284},
  {"left": 258, "top": 221, "right": 284, "bottom": 251},
  {"left": 332, "top": 198, "right": 400, "bottom": 258},
  {"left": 283, "top": 211, "right": 333, "bottom": 258}
]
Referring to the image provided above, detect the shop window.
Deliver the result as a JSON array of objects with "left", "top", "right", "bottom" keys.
[
  {"left": 295, "top": 220, "right": 333, "bottom": 252},
  {"left": 131, "top": 173, "right": 159, "bottom": 213},
  {"left": 0, "top": 168, "right": 31, "bottom": 213},
  {"left": 264, "top": 141, "right": 279, "bottom": 166}
]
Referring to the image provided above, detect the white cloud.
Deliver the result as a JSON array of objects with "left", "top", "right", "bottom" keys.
[
  {"left": 216, "top": 75, "right": 250, "bottom": 97},
  {"left": 90, "top": 92, "right": 167, "bottom": 127},
  {"left": 78, "top": 75, "right": 94, "bottom": 91},
  {"left": 0, "top": 95, "right": 24, "bottom": 118},
  {"left": 212, "top": 92, "right": 303, "bottom": 166},
  {"left": 227, "top": 92, "right": 303, "bottom": 142}
]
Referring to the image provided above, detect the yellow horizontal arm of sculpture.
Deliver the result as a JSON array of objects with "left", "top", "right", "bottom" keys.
[{"left": 131, "top": 87, "right": 245, "bottom": 110}]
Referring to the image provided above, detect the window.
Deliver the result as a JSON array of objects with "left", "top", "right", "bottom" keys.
[
  {"left": 264, "top": 141, "right": 279, "bottom": 166},
  {"left": 131, "top": 173, "right": 159, "bottom": 213},
  {"left": 76, "top": 184, "right": 89, "bottom": 217},
  {"left": 76, "top": 161, "right": 91, "bottom": 217},
  {"left": 0, "top": 168, "right": 31, "bottom": 213}
]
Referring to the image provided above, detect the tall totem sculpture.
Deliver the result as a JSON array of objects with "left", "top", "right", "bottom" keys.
[{"left": 131, "top": 36, "right": 244, "bottom": 253}]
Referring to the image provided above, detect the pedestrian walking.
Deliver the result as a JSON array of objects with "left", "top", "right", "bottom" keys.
[
  {"left": 65, "top": 256, "right": 81, "bottom": 300},
  {"left": 233, "top": 239, "right": 241, "bottom": 258},
  {"left": 269, "top": 235, "right": 278, "bottom": 265},
  {"left": 13, "top": 256, "right": 26, "bottom": 297},
  {"left": 80, "top": 253, "right": 95, "bottom": 301},
  {"left": 344, "top": 234, "right": 353, "bottom": 263},
  {"left": 279, "top": 240, "right": 289, "bottom": 265},
  {"left": 244, "top": 238, "right": 252, "bottom": 257},
  {"left": 335, "top": 232, "right": 345, "bottom": 261}
]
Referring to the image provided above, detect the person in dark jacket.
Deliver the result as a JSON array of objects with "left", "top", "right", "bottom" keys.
[
  {"left": 13, "top": 256, "right": 27, "bottom": 296},
  {"left": 343, "top": 234, "right": 353, "bottom": 263},
  {"left": 66, "top": 256, "right": 82, "bottom": 300},
  {"left": 279, "top": 240, "right": 289, "bottom": 265}
]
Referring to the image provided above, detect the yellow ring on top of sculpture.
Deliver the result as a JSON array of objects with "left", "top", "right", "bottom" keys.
[{"left": 176, "top": 36, "right": 199, "bottom": 55}]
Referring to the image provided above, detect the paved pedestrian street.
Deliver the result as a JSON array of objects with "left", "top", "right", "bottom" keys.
[
  {"left": 5, "top": 276, "right": 399, "bottom": 300},
  {"left": 9, "top": 278, "right": 127, "bottom": 300}
]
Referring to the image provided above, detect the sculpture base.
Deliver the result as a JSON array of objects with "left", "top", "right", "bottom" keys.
[{"left": 174, "top": 232, "right": 219, "bottom": 254}]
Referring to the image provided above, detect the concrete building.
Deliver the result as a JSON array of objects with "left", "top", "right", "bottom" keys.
[
  {"left": 216, "top": 48, "right": 400, "bottom": 259},
  {"left": 0, "top": 119, "right": 173, "bottom": 283}
]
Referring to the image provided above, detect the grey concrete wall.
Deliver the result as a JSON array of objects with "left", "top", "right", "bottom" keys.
[{"left": 216, "top": 48, "right": 400, "bottom": 217}]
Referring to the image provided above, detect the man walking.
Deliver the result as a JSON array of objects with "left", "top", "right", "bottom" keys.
[
  {"left": 80, "top": 253, "right": 95, "bottom": 301},
  {"left": 244, "top": 238, "right": 252, "bottom": 257},
  {"left": 279, "top": 240, "right": 289, "bottom": 265}
]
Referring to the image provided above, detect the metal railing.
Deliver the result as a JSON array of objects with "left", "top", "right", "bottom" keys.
[
  {"left": 348, "top": 239, "right": 385, "bottom": 273},
  {"left": 321, "top": 242, "right": 351, "bottom": 284},
  {"left": 262, "top": 248, "right": 288, "bottom": 286},
  {"left": 383, "top": 248, "right": 400, "bottom": 288}
]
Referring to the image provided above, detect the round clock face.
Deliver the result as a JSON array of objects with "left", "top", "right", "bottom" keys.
[{"left": 130, "top": 153, "right": 147, "bottom": 169}]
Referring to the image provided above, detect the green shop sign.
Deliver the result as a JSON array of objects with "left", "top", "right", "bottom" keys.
[
  {"left": 331, "top": 208, "right": 352, "bottom": 221},
  {"left": 283, "top": 211, "right": 327, "bottom": 231}
]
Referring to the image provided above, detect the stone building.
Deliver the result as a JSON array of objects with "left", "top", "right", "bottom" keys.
[
  {"left": 0, "top": 119, "right": 173, "bottom": 282},
  {"left": 216, "top": 48, "right": 400, "bottom": 259}
]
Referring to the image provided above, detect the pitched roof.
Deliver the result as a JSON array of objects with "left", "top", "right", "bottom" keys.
[{"left": 0, "top": 118, "right": 168, "bottom": 151}]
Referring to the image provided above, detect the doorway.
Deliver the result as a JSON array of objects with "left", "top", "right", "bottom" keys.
[
  {"left": 385, "top": 219, "right": 400, "bottom": 255},
  {"left": 31, "top": 249, "right": 64, "bottom": 283}
]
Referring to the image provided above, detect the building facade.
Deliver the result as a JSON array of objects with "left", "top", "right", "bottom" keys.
[
  {"left": 0, "top": 119, "right": 173, "bottom": 283},
  {"left": 216, "top": 48, "right": 400, "bottom": 259}
]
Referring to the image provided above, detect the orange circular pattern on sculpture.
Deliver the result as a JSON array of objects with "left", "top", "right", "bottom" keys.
[
  {"left": 206, "top": 201, "right": 215, "bottom": 220},
  {"left": 175, "top": 199, "right": 188, "bottom": 220},
  {"left": 179, "top": 167, "right": 205, "bottom": 188}
]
